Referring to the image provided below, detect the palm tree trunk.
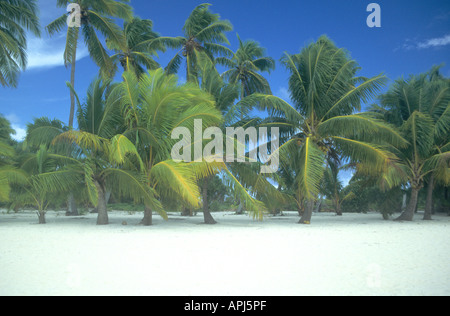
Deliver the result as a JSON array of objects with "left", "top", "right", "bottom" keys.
[
  {"left": 141, "top": 207, "right": 153, "bottom": 226},
  {"left": 95, "top": 181, "right": 109, "bottom": 225},
  {"left": 202, "top": 176, "right": 217, "bottom": 224},
  {"left": 65, "top": 45, "right": 79, "bottom": 216},
  {"left": 69, "top": 45, "right": 77, "bottom": 128},
  {"left": 37, "top": 210, "right": 46, "bottom": 224},
  {"left": 395, "top": 186, "right": 420, "bottom": 221},
  {"left": 335, "top": 201, "right": 342, "bottom": 216},
  {"left": 66, "top": 193, "right": 79, "bottom": 216},
  {"left": 299, "top": 199, "right": 314, "bottom": 224},
  {"left": 423, "top": 175, "right": 434, "bottom": 220}
]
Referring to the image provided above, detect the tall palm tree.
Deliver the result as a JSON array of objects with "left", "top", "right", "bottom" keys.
[
  {"left": 155, "top": 3, "right": 233, "bottom": 83},
  {"left": 239, "top": 36, "right": 405, "bottom": 224},
  {"left": 376, "top": 68, "right": 450, "bottom": 221},
  {"left": 108, "top": 17, "right": 165, "bottom": 78},
  {"left": 46, "top": 0, "right": 133, "bottom": 128},
  {"left": 0, "top": 0, "right": 40, "bottom": 87},
  {"left": 218, "top": 35, "right": 275, "bottom": 99}
]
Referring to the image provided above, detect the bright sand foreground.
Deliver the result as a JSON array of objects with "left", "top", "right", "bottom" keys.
[{"left": 0, "top": 210, "right": 449, "bottom": 296}]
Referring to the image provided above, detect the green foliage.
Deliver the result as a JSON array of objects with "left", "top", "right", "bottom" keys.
[
  {"left": 219, "top": 34, "right": 275, "bottom": 98},
  {"left": 0, "top": 0, "right": 40, "bottom": 87},
  {"left": 241, "top": 36, "right": 395, "bottom": 223},
  {"left": 154, "top": 3, "right": 233, "bottom": 82},
  {"left": 46, "top": 0, "right": 133, "bottom": 76},
  {"left": 108, "top": 17, "right": 165, "bottom": 78}
]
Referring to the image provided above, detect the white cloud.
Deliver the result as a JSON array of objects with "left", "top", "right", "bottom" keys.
[
  {"left": 26, "top": 35, "right": 89, "bottom": 70},
  {"left": 397, "top": 34, "right": 450, "bottom": 51},
  {"left": 417, "top": 34, "right": 450, "bottom": 49}
]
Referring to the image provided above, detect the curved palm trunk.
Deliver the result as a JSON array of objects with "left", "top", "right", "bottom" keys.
[
  {"left": 299, "top": 199, "right": 313, "bottom": 224},
  {"left": 423, "top": 175, "right": 434, "bottom": 220},
  {"left": 95, "top": 181, "right": 109, "bottom": 225},
  {"left": 395, "top": 186, "right": 420, "bottom": 221},
  {"left": 202, "top": 176, "right": 217, "bottom": 224}
]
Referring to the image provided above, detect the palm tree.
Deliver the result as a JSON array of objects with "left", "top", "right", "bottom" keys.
[
  {"left": 320, "top": 159, "right": 355, "bottom": 215},
  {"left": 196, "top": 57, "right": 284, "bottom": 223},
  {"left": 376, "top": 68, "right": 450, "bottom": 221},
  {"left": 0, "top": 0, "right": 40, "bottom": 87},
  {"left": 155, "top": 3, "right": 233, "bottom": 83},
  {"left": 25, "top": 117, "right": 83, "bottom": 215},
  {"left": 49, "top": 77, "right": 165, "bottom": 225},
  {"left": 118, "top": 69, "right": 225, "bottom": 225},
  {"left": 218, "top": 35, "right": 275, "bottom": 99},
  {"left": 108, "top": 17, "right": 165, "bottom": 78},
  {"left": 46, "top": 0, "right": 133, "bottom": 128},
  {"left": 13, "top": 145, "right": 81, "bottom": 224},
  {"left": 238, "top": 36, "right": 405, "bottom": 224}
]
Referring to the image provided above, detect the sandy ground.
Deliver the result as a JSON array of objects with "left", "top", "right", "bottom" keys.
[{"left": 0, "top": 209, "right": 449, "bottom": 296}]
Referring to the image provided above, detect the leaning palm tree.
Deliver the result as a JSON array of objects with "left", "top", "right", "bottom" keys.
[
  {"left": 196, "top": 56, "right": 284, "bottom": 223},
  {"left": 46, "top": 0, "right": 133, "bottom": 128},
  {"left": 155, "top": 3, "right": 233, "bottom": 83},
  {"left": 0, "top": 0, "right": 40, "bottom": 87},
  {"left": 218, "top": 35, "right": 275, "bottom": 99},
  {"left": 238, "top": 36, "right": 406, "bottom": 224},
  {"left": 376, "top": 69, "right": 450, "bottom": 221},
  {"left": 108, "top": 17, "right": 165, "bottom": 78}
]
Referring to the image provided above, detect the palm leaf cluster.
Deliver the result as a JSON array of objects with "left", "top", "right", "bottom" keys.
[{"left": 0, "top": 0, "right": 40, "bottom": 87}]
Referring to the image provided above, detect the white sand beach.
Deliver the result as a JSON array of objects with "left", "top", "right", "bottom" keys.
[{"left": 0, "top": 210, "right": 449, "bottom": 296}]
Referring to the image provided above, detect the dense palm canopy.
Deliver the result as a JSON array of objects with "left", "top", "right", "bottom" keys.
[
  {"left": 218, "top": 35, "right": 275, "bottom": 98},
  {"left": 0, "top": 0, "right": 40, "bottom": 88},
  {"left": 156, "top": 3, "right": 233, "bottom": 83},
  {"left": 375, "top": 67, "right": 450, "bottom": 220},
  {"left": 2, "top": 1, "right": 448, "bottom": 225},
  {"left": 239, "top": 36, "right": 405, "bottom": 223}
]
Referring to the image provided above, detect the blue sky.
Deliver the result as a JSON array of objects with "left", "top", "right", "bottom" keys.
[{"left": 1, "top": 0, "right": 449, "bottom": 141}]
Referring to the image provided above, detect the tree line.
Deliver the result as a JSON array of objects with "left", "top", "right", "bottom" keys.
[{"left": 0, "top": 1, "right": 449, "bottom": 225}]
